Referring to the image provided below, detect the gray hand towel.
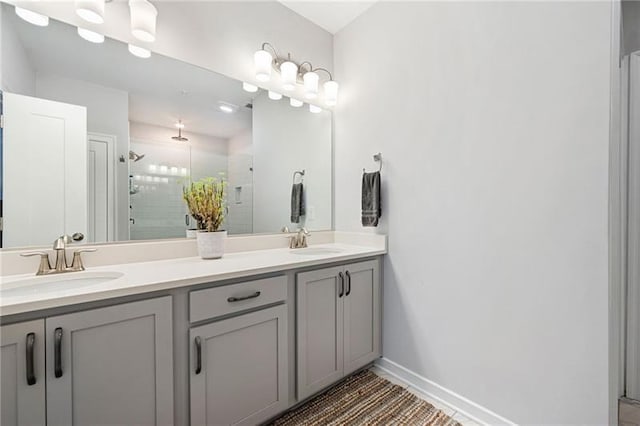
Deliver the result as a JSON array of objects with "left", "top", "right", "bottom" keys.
[
  {"left": 291, "top": 183, "right": 305, "bottom": 223},
  {"left": 362, "top": 171, "right": 381, "bottom": 227}
]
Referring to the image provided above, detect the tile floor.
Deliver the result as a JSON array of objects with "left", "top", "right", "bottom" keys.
[
  {"left": 369, "top": 366, "right": 482, "bottom": 426},
  {"left": 620, "top": 398, "right": 640, "bottom": 426}
]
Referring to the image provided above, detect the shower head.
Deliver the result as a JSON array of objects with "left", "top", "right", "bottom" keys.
[
  {"left": 129, "top": 151, "right": 145, "bottom": 162},
  {"left": 172, "top": 120, "right": 189, "bottom": 141}
]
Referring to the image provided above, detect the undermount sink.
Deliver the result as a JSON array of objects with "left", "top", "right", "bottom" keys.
[
  {"left": 290, "top": 247, "right": 343, "bottom": 256},
  {"left": 0, "top": 271, "right": 124, "bottom": 298}
]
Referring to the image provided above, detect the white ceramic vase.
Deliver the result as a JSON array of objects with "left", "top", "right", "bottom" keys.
[
  {"left": 196, "top": 230, "right": 227, "bottom": 259},
  {"left": 186, "top": 229, "right": 198, "bottom": 239}
]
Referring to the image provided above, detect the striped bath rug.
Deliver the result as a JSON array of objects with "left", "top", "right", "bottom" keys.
[{"left": 267, "top": 370, "right": 461, "bottom": 425}]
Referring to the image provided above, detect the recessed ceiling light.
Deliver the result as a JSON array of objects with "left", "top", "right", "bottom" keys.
[
  {"left": 242, "top": 82, "right": 258, "bottom": 93},
  {"left": 77, "top": 27, "right": 105, "bottom": 43},
  {"left": 128, "top": 44, "right": 151, "bottom": 58},
  {"left": 15, "top": 6, "right": 49, "bottom": 26},
  {"left": 218, "top": 102, "right": 238, "bottom": 114}
]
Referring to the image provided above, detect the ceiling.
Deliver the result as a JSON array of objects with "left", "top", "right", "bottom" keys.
[
  {"left": 279, "top": 1, "right": 376, "bottom": 34},
  {"left": 7, "top": 7, "right": 253, "bottom": 140}
]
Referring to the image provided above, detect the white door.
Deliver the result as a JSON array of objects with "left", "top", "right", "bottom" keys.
[
  {"left": 87, "top": 133, "right": 115, "bottom": 243},
  {"left": 2, "top": 92, "right": 87, "bottom": 248}
]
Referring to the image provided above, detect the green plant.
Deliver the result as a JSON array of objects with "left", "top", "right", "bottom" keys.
[{"left": 183, "top": 177, "right": 226, "bottom": 232}]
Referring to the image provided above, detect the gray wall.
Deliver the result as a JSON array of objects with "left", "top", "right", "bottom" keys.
[{"left": 334, "top": 2, "right": 612, "bottom": 424}]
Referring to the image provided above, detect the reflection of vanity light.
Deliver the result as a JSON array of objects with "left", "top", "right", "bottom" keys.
[
  {"left": 148, "top": 164, "right": 157, "bottom": 172},
  {"left": 181, "top": 168, "right": 188, "bottom": 176},
  {"left": 153, "top": 176, "right": 161, "bottom": 182},
  {"left": 170, "top": 167, "right": 178, "bottom": 175},
  {"left": 242, "top": 82, "right": 258, "bottom": 93},
  {"left": 75, "top": 0, "right": 105, "bottom": 24},
  {"left": 128, "top": 44, "right": 151, "bottom": 59},
  {"left": 161, "top": 177, "right": 169, "bottom": 183},
  {"left": 77, "top": 27, "right": 105, "bottom": 43},
  {"left": 15, "top": 7, "right": 49, "bottom": 26},
  {"left": 268, "top": 91, "right": 282, "bottom": 101},
  {"left": 309, "top": 104, "right": 322, "bottom": 114},
  {"left": 160, "top": 165, "right": 168, "bottom": 174},
  {"left": 290, "top": 98, "right": 303, "bottom": 108},
  {"left": 134, "top": 175, "right": 141, "bottom": 181},
  {"left": 145, "top": 176, "right": 153, "bottom": 182}
]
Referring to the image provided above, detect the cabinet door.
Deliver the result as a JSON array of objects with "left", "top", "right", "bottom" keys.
[
  {"left": 0, "top": 320, "right": 46, "bottom": 426},
  {"left": 46, "top": 296, "right": 173, "bottom": 426},
  {"left": 296, "top": 266, "right": 345, "bottom": 400},
  {"left": 190, "top": 305, "right": 288, "bottom": 426},
  {"left": 344, "top": 260, "right": 381, "bottom": 375}
]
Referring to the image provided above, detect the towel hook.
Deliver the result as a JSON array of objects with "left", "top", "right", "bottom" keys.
[
  {"left": 363, "top": 153, "right": 382, "bottom": 173},
  {"left": 292, "top": 169, "right": 305, "bottom": 184}
]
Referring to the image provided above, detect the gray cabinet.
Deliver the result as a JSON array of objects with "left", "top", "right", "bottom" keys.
[
  {"left": 0, "top": 320, "right": 46, "bottom": 426},
  {"left": 45, "top": 296, "right": 174, "bottom": 426},
  {"left": 190, "top": 304, "right": 288, "bottom": 426},
  {"left": 297, "top": 260, "right": 380, "bottom": 400}
]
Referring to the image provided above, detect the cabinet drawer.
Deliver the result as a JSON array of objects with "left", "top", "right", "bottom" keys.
[{"left": 190, "top": 276, "right": 287, "bottom": 323}]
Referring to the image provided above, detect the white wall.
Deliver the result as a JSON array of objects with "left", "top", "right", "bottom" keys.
[
  {"left": 334, "top": 2, "right": 612, "bottom": 424},
  {"left": 252, "top": 91, "right": 332, "bottom": 233},
  {"left": 34, "top": 73, "right": 130, "bottom": 241},
  {"left": 0, "top": 5, "right": 35, "bottom": 95}
]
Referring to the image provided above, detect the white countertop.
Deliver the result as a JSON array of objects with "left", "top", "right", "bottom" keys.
[{"left": 0, "top": 243, "right": 385, "bottom": 316}]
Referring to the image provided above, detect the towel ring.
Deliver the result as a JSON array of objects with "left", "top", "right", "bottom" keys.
[
  {"left": 363, "top": 153, "right": 382, "bottom": 173},
  {"left": 292, "top": 170, "right": 305, "bottom": 184}
]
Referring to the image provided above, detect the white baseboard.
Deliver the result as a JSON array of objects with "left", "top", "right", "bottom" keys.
[{"left": 375, "top": 357, "right": 517, "bottom": 426}]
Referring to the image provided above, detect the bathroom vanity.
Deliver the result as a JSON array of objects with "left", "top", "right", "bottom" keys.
[{"left": 0, "top": 238, "right": 385, "bottom": 425}]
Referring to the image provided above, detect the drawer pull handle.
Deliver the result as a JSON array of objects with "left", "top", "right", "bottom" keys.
[
  {"left": 338, "top": 272, "right": 344, "bottom": 298},
  {"left": 227, "top": 291, "right": 261, "bottom": 303},
  {"left": 26, "top": 332, "right": 36, "bottom": 386},
  {"left": 194, "top": 336, "right": 202, "bottom": 375},
  {"left": 345, "top": 271, "right": 352, "bottom": 296},
  {"left": 54, "top": 328, "right": 63, "bottom": 378}
]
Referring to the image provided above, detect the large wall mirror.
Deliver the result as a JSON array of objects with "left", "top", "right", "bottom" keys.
[{"left": 0, "top": 3, "right": 332, "bottom": 249}]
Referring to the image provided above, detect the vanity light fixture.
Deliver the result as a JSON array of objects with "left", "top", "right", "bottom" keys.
[
  {"left": 128, "top": 44, "right": 151, "bottom": 58},
  {"left": 15, "top": 6, "right": 49, "bottom": 26},
  {"left": 129, "top": 0, "right": 157, "bottom": 42},
  {"left": 75, "top": 0, "right": 105, "bottom": 24},
  {"left": 254, "top": 42, "right": 339, "bottom": 106},
  {"left": 309, "top": 104, "right": 322, "bottom": 114},
  {"left": 242, "top": 82, "right": 258, "bottom": 93},
  {"left": 77, "top": 27, "right": 105, "bottom": 43},
  {"left": 290, "top": 98, "right": 303, "bottom": 108},
  {"left": 268, "top": 91, "right": 282, "bottom": 101}
]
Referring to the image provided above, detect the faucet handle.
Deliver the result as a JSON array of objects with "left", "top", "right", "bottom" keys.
[
  {"left": 70, "top": 248, "right": 97, "bottom": 271},
  {"left": 20, "top": 252, "right": 52, "bottom": 275}
]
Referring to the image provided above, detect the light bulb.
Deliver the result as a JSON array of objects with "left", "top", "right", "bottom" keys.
[
  {"left": 268, "top": 91, "right": 282, "bottom": 100},
  {"left": 77, "top": 27, "right": 104, "bottom": 43},
  {"left": 290, "top": 98, "right": 303, "bottom": 108},
  {"left": 254, "top": 49, "right": 273, "bottom": 82},
  {"left": 280, "top": 61, "right": 298, "bottom": 91},
  {"left": 128, "top": 44, "right": 151, "bottom": 58},
  {"left": 175, "top": 121, "right": 185, "bottom": 129},
  {"left": 303, "top": 71, "right": 319, "bottom": 99},
  {"left": 75, "top": 0, "right": 105, "bottom": 24},
  {"left": 129, "top": 0, "right": 157, "bottom": 42},
  {"left": 242, "top": 82, "right": 258, "bottom": 93},
  {"left": 309, "top": 104, "right": 322, "bottom": 113},
  {"left": 15, "top": 6, "right": 49, "bottom": 26},
  {"left": 324, "top": 80, "right": 339, "bottom": 106}
]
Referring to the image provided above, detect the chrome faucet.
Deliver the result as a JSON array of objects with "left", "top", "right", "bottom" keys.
[
  {"left": 21, "top": 235, "right": 96, "bottom": 276},
  {"left": 282, "top": 227, "right": 310, "bottom": 249}
]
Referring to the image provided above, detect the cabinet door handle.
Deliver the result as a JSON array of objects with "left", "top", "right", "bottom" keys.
[
  {"left": 194, "top": 336, "right": 202, "bottom": 375},
  {"left": 26, "top": 333, "right": 36, "bottom": 386},
  {"left": 338, "top": 272, "right": 344, "bottom": 298},
  {"left": 54, "top": 328, "right": 63, "bottom": 378},
  {"left": 227, "top": 291, "right": 261, "bottom": 303},
  {"left": 345, "top": 271, "right": 352, "bottom": 296}
]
